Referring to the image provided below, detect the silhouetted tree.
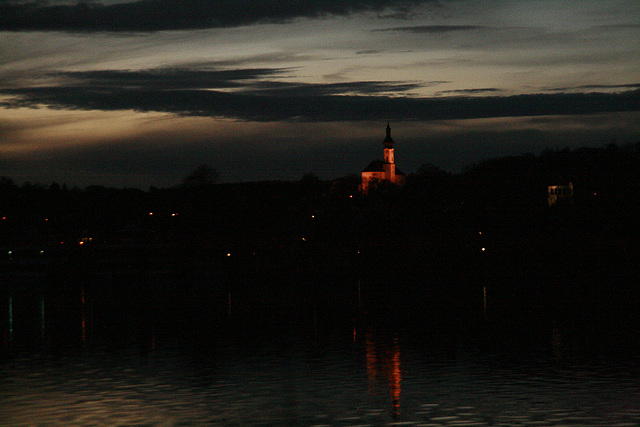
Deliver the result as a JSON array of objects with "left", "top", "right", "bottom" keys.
[
  {"left": 300, "top": 172, "right": 320, "bottom": 184},
  {"left": 414, "top": 163, "right": 448, "bottom": 177},
  {"left": 0, "top": 176, "right": 16, "bottom": 188},
  {"left": 181, "top": 164, "right": 219, "bottom": 187}
]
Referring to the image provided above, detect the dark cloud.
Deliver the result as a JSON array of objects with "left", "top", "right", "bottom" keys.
[
  {"left": 240, "top": 81, "right": 422, "bottom": 97},
  {"left": 548, "top": 83, "right": 640, "bottom": 92},
  {"left": 57, "top": 68, "right": 287, "bottom": 89},
  {"left": 596, "top": 24, "right": 640, "bottom": 30},
  {"left": 0, "top": 67, "right": 425, "bottom": 120},
  {"left": 437, "top": 88, "right": 501, "bottom": 95},
  {"left": 2, "top": 66, "right": 639, "bottom": 123},
  {"left": 0, "top": 0, "right": 432, "bottom": 32},
  {"left": 56, "top": 68, "right": 421, "bottom": 96},
  {"left": 376, "top": 25, "right": 488, "bottom": 33}
]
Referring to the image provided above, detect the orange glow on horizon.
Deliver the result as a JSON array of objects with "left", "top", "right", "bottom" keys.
[{"left": 0, "top": 106, "right": 184, "bottom": 155}]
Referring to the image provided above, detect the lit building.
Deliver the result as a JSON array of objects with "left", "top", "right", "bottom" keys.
[
  {"left": 547, "top": 182, "right": 573, "bottom": 206},
  {"left": 360, "top": 123, "right": 406, "bottom": 193}
]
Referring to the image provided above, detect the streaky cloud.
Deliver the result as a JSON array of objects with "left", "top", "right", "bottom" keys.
[
  {"left": 1, "top": 66, "right": 638, "bottom": 121},
  {"left": 57, "top": 68, "right": 288, "bottom": 89},
  {"left": 2, "top": 83, "right": 638, "bottom": 123},
  {"left": 239, "top": 81, "right": 422, "bottom": 97},
  {"left": 438, "top": 88, "right": 501, "bottom": 95},
  {"left": 0, "top": 0, "right": 434, "bottom": 32},
  {"left": 376, "top": 25, "right": 488, "bottom": 33},
  {"left": 548, "top": 83, "right": 640, "bottom": 92}
]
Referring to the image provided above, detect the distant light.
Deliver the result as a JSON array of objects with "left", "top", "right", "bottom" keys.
[
  {"left": 593, "top": 193, "right": 597, "bottom": 196},
  {"left": 45, "top": 218, "right": 49, "bottom": 222},
  {"left": 226, "top": 253, "right": 231, "bottom": 257},
  {"left": 149, "top": 212, "right": 154, "bottom": 216},
  {"left": 311, "top": 215, "right": 315, "bottom": 218},
  {"left": 79, "top": 241, "right": 84, "bottom": 245},
  {"left": 479, "top": 231, "right": 482, "bottom": 235},
  {"left": 39, "top": 250, "right": 44, "bottom": 255},
  {"left": 1, "top": 217, "right": 6, "bottom": 220},
  {"left": 481, "top": 247, "right": 486, "bottom": 251},
  {"left": 302, "top": 237, "right": 306, "bottom": 241},
  {"left": 349, "top": 195, "right": 353, "bottom": 198},
  {"left": 7, "top": 251, "right": 12, "bottom": 256},
  {"left": 171, "top": 213, "right": 178, "bottom": 217}
]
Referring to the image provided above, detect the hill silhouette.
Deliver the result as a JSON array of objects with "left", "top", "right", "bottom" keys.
[{"left": 2, "top": 141, "right": 639, "bottom": 317}]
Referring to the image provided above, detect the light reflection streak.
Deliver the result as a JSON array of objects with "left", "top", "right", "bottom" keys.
[
  {"left": 365, "top": 332, "right": 378, "bottom": 387},
  {"left": 81, "top": 286, "right": 86, "bottom": 343},
  {"left": 483, "top": 286, "right": 487, "bottom": 316},
  {"left": 40, "top": 293, "right": 45, "bottom": 338},
  {"left": 390, "top": 337, "right": 401, "bottom": 417},
  {"left": 8, "top": 294, "right": 13, "bottom": 342},
  {"left": 365, "top": 331, "right": 402, "bottom": 418}
]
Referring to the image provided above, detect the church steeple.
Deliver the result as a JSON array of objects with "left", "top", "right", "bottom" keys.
[
  {"left": 383, "top": 122, "right": 394, "bottom": 148},
  {"left": 360, "top": 121, "right": 406, "bottom": 193},
  {"left": 383, "top": 122, "right": 395, "bottom": 165}
]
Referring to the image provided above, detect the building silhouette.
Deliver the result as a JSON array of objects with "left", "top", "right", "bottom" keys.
[{"left": 360, "top": 122, "right": 406, "bottom": 193}]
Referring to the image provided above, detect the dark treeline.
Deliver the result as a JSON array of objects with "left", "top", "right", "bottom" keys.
[{"left": 2, "top": 142, "right": 640, "bottom": 321}]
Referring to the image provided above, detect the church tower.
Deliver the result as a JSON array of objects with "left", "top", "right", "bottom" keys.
[
  {"left": 360, "top": 122, "right": 406, "bottom": 193},
  {"left": 383, "top": 122, "right": 396, "bottom": 182}
]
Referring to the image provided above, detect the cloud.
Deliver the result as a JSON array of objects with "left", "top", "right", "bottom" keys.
[
  {"left": 57, "top": 68, "right": 288, "bottom": 89},
  {"left": 52, "top": 67, "right": 421, "bottom": 96},
  {"left": 547, "top": 83, "right": 640, "bottom": 92},
  {"left": 437, "top": 88, "right": 501, "bottom": 95},
  {"left": 2, "top": 66, "right": 639, "bottom": 123},
  {"left": 240, "top": 81, "right": 422, "bottom": 97},
  {"left": 0, "top": 0, "right": 433, "bottom": 32},
  {"left": 376, "top": 25, "right": 488, "bottom": 33}
]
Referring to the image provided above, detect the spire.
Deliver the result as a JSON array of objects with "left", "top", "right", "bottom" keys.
[{"left": 383, "top": 121, "right": 394, "bottom": 148}]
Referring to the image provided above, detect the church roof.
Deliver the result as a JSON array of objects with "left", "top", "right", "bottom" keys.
[
  {"left": 362, "top": 160, "right": 405, "bottom": 175},
  {"left": 363, "top": 160, "right": 385, "bottom": 172}
]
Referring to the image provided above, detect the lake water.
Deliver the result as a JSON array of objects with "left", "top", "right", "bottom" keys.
[{"left": 2, "top": 273, "right": 640, "bottom": 426}]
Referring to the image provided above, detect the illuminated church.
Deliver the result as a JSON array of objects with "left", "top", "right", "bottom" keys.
[{"left": 360, "top": 122, "right": 406, "bottom": 193}]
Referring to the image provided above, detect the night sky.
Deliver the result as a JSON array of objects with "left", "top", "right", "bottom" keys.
[{"left": 1, "top": 0, "right": 639, "bottom": 188}]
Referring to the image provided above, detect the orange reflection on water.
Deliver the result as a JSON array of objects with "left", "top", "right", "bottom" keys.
[
  {"left": 365, "top": 333, "right": 378, "bottom": 385},
  {"left": 389, "top": 338, "right": 401, "bottom": 416},
  {"left": 365, "top": 331, "right": 402, "bottom": 418}
]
